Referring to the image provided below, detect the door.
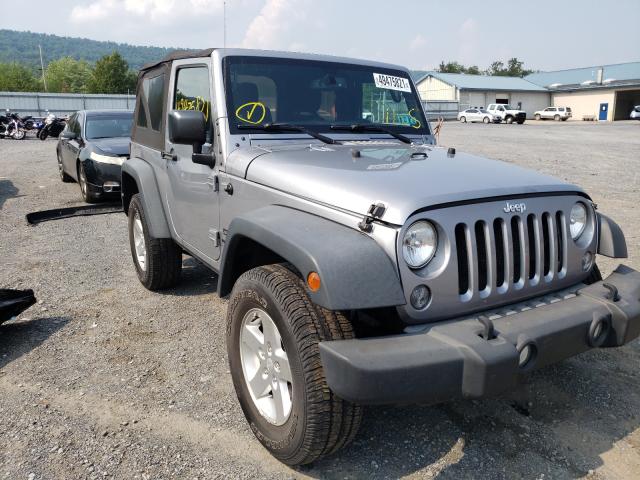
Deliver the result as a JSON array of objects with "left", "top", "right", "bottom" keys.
[
  {"left": 62, "top": 113, "right": 83, "bottom": 178},
  {"left": 599, "top": 103, "right": 608, "bottom": 121},
  {"left": 164, "top": 62, "right": 221, "bottom": 262},
  {"left": 542, "top": 107, "right": 554, "bottom": 119}
]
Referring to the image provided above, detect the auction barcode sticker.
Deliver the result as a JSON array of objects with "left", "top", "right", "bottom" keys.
[{"left": 373, "top": 73, "right": 412, "bottom": 92}]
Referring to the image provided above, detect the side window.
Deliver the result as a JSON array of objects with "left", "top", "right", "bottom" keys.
[
  {"left": 73, "top": 114, "right": 82, "bottom": 136},
  {"left": 174, "top": 66, "right": 212, "bottom": 142},
  {"left": 65, "top": 114, "right": 76, "bottom": 133}
]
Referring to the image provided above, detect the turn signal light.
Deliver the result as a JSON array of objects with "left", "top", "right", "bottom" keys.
[{"left": 307, "top": 272, "right": 321, "bottom": 292}]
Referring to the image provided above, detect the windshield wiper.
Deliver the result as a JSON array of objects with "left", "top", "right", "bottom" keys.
[
  {"left": 237, "top": 123, "right": 336, "bottom": 145},
  {"left": 329, "top": 123, "right": 412, "bottom": 144}
]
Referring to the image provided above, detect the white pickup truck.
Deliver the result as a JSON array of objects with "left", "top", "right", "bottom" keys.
[{"left": 487, "top": 103, "right": 526, "bottom": 124}]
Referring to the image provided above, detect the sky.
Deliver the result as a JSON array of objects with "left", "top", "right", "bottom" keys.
[{"left": 0, "top": 0, "right": 638, "bottom": 72}]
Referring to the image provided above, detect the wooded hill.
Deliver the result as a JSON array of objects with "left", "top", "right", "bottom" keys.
[{"left": 0, "top": 29, "right": 181, "bottom": 71}]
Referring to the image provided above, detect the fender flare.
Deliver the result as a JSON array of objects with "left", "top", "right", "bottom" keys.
[
  {"left": 121, "top": 157, "right": 171, "bottom": 238},
  {"left": 218, "top": 206, "right": 406, "bottom": 311},
  {"left": 597, "top": 213, "right": 627, "bottom": 258}
]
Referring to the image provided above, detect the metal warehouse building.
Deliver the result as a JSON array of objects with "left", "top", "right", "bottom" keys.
[
  {"left": 413, "top": 72, "right": 550, "bottom": 119},
  {"left": 525, "top": 62, "right": 640, "bottom": 121}
]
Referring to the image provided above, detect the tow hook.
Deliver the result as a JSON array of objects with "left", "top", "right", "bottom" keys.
[
  {"left": 602, "top": 283, "right": 620, "bottom": 302},
  {"left": 478, "top": 315, "right": 497, "bottom": 340},
  {"left": 358, "top": 202, "right": 386, "bottom": 233}
]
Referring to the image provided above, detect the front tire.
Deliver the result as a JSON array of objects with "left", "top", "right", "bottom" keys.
[
  {"left": 535, "top": 114, "right": 541, "bottom": 121},
  {"left": 58, "top": 152, "right": 73, "bottom": 182},
  {"left": 584, "top": 264, "right": 602, "bottom": 285},
  {"left": 554, "top": 114, "right": 561, "bottom": 121},
  {"left": 12, "top": 129, "right": 25, "bottom": 140},
  {"left": 459, "top": 116, "right": 466, "bottom": 123},
  {"left": 227, "top": 264, "right": 362, "bottom": 465},
  {"left": 128, "top": 193, "right": 182, "bottom": 291},
  {"left": 78, "top": 162, "right": 100, "bottom": 203},
  {"left": 483, "top": 116, "right": 490, "bottom": 124}
]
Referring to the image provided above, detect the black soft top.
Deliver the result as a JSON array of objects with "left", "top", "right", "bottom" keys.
[{"left": 140, "top": 48, "right": 217, "bottom": 72}]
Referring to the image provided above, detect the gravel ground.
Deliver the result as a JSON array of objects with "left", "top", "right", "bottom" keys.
[{"left": 1, "top": 121, "right": 639, "bottom": 479}]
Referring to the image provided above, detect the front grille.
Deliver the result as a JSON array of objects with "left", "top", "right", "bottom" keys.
[{"left": 455, "top": 211, "right": 567, "bottom": 301}]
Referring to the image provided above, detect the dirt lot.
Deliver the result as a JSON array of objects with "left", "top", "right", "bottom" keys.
[{"left": 1, "top": 121, "right": 639, "bottom": 479}]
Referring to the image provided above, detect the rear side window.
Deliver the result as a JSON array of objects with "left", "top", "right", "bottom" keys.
[
  {"left": 136, "top": 97, "right": 147, "bottom": 127},
  {"left": 132, "top": 67, "right": 167, "bottom": 150},
  {"left": 145, "top": 75, "right": 165, "bottom": 131}
]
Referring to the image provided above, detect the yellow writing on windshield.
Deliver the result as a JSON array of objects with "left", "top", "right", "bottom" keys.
[
  {"left": 175, "top": 95, "right": 210, "bottom": 122},
  {"left": 408, "top": 108, "right": 422, "bottom": 129},
  {"left": 235, "top": 102, "right": 267, "bottom": 125}
]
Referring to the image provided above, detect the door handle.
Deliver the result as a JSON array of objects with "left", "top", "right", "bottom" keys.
[{"left": 162, "top": 151, "right": 177, "bottom": 161}]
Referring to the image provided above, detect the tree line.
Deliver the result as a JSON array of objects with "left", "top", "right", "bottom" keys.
[
  {"left": 438, "top": 58, "right": 534, "bottom": 77},
  {"left": 0, "top": 52, "right": 138, "bottom": 94}
]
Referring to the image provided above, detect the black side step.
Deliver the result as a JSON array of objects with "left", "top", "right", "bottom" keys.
[
  {"left": 26, "top": 203, "right": 122, "bottom": 225},
  {"left": 0, "top": 289, "right": 37, "bottom": 323}
]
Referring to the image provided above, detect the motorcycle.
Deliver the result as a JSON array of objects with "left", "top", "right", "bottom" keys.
[
  {"left": 0, "top": 110, "right": 26, "bottom": 140},
  {"left": 38, "top": 113, "right": 66, "bottom": 140}
]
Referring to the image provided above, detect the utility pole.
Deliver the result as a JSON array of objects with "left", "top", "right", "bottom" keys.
[
  {"left": 223, "top": 0, "right": 227, "bottom": 48},
  {"left": 39, "top": 44, "right": 47, "bottom": 92}
]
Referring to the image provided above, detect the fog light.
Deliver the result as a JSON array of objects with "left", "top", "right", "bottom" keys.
[
  {"left": 103, "top": 181, "right": 120, "bottom": 193},
  {"left": 517, "top": 343, "right": 537, "bottom": 369},
  {"left": 410, "top": 285, "right": 431, "bottom": 310},
  {"left": 588, "top": 314, "right": 611, "bottom": 347},
  {"left": 581, "top": 251, "right": 594, "bottom": 272}
]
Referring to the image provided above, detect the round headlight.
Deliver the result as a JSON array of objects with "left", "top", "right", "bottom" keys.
[
  {"left": 402, "top": 221, "right": 437, "bottom": 268},
  {"left": 570, "top": 203, "right": 588, "bottom": 240}
]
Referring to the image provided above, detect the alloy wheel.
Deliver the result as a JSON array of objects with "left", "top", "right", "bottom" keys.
[
  {"left": 132, "top": 213, "right": 147, "bottom": 272},
  {"left": 239, "top": 308, "right": 293, "bottom": 426}
]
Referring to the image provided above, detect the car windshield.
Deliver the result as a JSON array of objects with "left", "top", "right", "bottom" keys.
[
  {"left": 479, "top": 109, "right": 489, "bottom": 113},
  {"left": 224, "top": 56, "right": 429, "bottom": 137},
  {"left": 85, "top": 113, "right": 133, "bottom": 139},
  {"left": 502, "top": 105, "right": 515, "bottom": 110}
]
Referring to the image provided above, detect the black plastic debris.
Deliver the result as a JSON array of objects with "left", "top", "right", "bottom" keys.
[
  {"left": 0, "top": 289, "right": 37, "bottom": 324},
  {"left": 26, "top": 203, "right": 122, "bottom": 225}
]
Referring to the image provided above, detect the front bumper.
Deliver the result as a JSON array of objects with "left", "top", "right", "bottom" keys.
[
  {"left": 320, "top": 265, "right": 640, "bottom": 405},
  {"left": 83, "top": 160, "right": 123, "bottom": 196}
]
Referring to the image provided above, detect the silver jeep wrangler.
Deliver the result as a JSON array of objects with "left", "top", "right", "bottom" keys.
[{"left": 122, "top": 48, "right": 640, "bottom": 466}]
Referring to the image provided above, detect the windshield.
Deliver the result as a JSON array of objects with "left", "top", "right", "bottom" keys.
[
  {"left": 224, "top": 56, "right": 429, "bottom": 137},
  {"left": 85, "top": 113, "right": 133, "bottom": 139},
  {"left": 502, "top": 105, "right": 515, "bottom": 110}
]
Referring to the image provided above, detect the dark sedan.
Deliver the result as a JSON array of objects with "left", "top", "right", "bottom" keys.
[{"left": 57, "top": 110, "right": 133, "bottom": 203}]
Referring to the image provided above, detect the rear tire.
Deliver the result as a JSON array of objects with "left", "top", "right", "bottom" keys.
[
  {"left": 505, "top": 116, "right": 514, "bottom": 124},
  {"left": 128, "top": 193, "right": 182, "bottom": 291},
  {"left": 227, "top": 264, "right": 362, "bottom": 466},
  {"left": 554, "top": 114, "right": 561, "bottom": 121}
]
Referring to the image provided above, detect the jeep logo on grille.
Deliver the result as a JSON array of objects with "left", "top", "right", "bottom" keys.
[{"left": 503, "top": 202, "right": 527, "bottom": 213}]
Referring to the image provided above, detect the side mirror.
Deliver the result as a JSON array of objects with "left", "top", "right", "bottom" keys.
[
  {"left": 61, "top": 131, "right": 76, "bottom": 139},
  {"left": 168, "top": 110, "right": 215, "bottom": 168}
]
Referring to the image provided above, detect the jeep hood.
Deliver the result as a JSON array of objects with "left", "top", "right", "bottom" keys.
[{"left": 235, "top": 144, "right": 582, "bottom": 225}]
